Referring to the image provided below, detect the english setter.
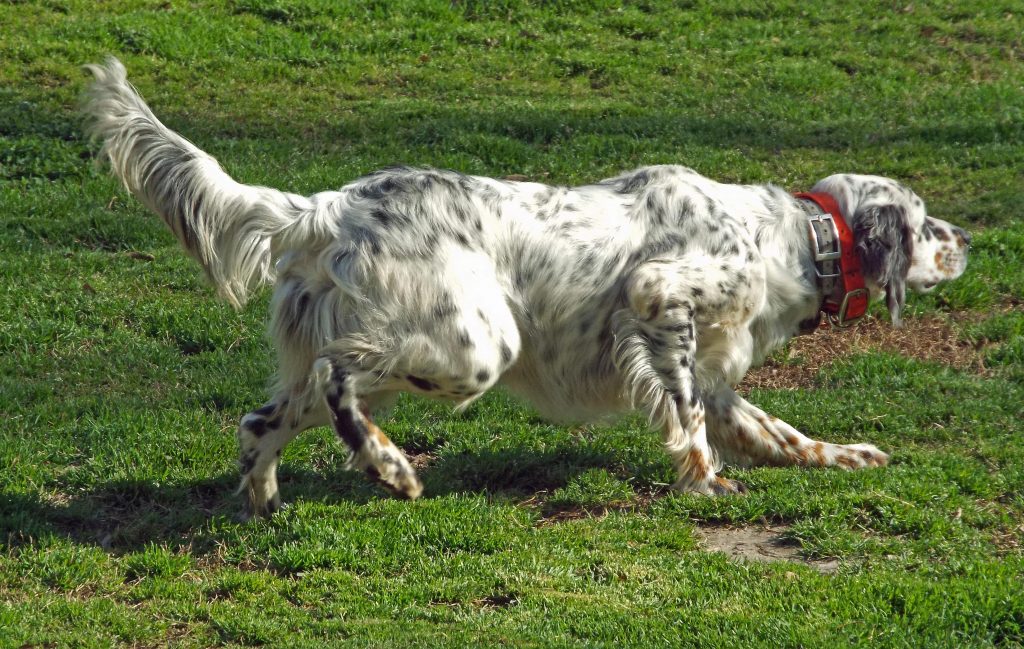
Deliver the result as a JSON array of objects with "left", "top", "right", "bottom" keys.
[{"left": 83, "top": 58, "right": 970, "bottom": 518}]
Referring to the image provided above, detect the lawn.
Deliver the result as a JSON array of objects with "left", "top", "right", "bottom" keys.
[{"left": 1, "top": 1, "right": 1023, "bottom": 646}]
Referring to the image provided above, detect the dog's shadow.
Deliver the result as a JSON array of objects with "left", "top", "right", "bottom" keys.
[
  {"left": 0, "top": 444, "right": 665, "bottom": 553},
  {"left": 420, "top": 444, "right": 656, "bottom": 497},
  {"left": 1, "top": 476, "right": 241, "bottom": 552}
]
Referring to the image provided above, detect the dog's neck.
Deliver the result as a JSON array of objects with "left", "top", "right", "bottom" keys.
[{"left": 793, "top": 192, "right": 869, "bottom": 333}]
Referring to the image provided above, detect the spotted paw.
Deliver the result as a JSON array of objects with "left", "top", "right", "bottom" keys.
[
  {"left": 366, "top": 466, "right": 424, "bottom": 500},
  {"left": 708, "top": 476, "right": 749, "bottom": 495},
  {"left": 834, "top": 443, "right": 889, "bottom": 469}
]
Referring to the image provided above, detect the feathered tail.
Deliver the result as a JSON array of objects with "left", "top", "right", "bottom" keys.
[{"left": 82, "top": 57, "right": 313, "bottom": 308}]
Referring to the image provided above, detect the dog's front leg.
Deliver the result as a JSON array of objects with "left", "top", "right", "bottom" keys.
[
  {"left": 705, "top": 387, "right": 889, "bottom": 470},
  {"left": 318, "top": 359, "right": 423, "bottom": 501}
]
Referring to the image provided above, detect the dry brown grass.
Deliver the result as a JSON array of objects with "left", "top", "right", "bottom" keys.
[{"left": 740, "top": 313, "right": 985, "bottom": 392}]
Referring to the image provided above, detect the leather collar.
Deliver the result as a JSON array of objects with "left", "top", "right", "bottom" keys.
[{"left": 794, "top": 192, "right": 869, "bottom": 332}]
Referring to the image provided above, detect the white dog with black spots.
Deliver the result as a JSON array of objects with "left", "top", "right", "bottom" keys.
[{"left": 83, "top": 58, "right": 970, "bottom": 518}]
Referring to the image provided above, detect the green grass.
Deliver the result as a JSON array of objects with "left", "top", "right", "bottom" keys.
[{"left": 2, "top": 1, "right": 1023, "bottom": 646}]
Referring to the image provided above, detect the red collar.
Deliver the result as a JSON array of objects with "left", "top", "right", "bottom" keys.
[{"left": 794, "top": 192, "right": 869, "bottom": 329}]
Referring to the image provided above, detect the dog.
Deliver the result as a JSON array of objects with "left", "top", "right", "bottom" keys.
[{"left": 83, "top": 58, "right": 970, "bottom": 518}]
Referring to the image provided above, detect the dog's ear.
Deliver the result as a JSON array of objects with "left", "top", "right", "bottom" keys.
[{"left": 853, "top": 204, "right": 913, "bottom": 326}]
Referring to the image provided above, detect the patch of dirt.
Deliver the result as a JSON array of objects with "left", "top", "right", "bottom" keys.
[
  {"left": 991, "top": 524, "right": 1024, "bottom": 555},
  {"left": 406, "top": 452, "right": 436, "bottom": 471},
  {"left": 695, "top": 524, "right": 839, "bottom": 573},
  {"left": 530, "top": 491, "right": 659, "bottom": 527},
  {"left": 740, "top": 313, "right": 985, "bottom": 391},
  {"left": 473, "top": 593, "right": 520, "bottom": 609}
]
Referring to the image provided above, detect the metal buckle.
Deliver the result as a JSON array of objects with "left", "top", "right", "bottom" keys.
[
  {"left": 826, "top": 288, "right": 870, "bottom": 328},
  {"left": 807, "top": 212, "right": 841, "bottom": 263}
]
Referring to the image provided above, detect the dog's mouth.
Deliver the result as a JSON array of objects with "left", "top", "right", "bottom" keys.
[{"left": 913, "top": 281, "right": 940, "bottom": 292}]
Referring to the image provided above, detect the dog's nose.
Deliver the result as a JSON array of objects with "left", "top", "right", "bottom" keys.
[{"left": 953, "top": 226, "right": 971, "bottom": 247}]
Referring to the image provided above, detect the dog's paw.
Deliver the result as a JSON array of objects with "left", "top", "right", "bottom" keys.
[
  {"left": 236, "top": 491, "right": 284, "bottom": 522},
  {"left": 367, "top": 465, "right": 424, "bottom": 500},
  {"left": 706, "top": 476, "right": 749, "bottom": 496},
  {"left": 833, "top": 443, "right": 889, "bottom": 469},
  {"left": 672, "top": 475, "right": 749, "bottom": 496},
  {"left": 235, "top": 474, "right": 285, "bottom": 521}
]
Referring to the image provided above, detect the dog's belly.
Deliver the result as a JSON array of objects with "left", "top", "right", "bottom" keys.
[{"left": 497, "top": 323, "right": 628, "bottom": 423}]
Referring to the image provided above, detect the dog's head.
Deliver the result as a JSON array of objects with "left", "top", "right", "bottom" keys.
[{"left": 810, "top": 174, "right": 970, "bottom": 326}]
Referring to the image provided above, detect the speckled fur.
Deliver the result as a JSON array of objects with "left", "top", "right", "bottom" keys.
[{"left": 83, "top": 58, "right": 970, "bottom": 516}]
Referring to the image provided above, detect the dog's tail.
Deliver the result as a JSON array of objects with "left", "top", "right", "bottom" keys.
[{"left": 82, "top": 57, "right": 313, "bottom": 308}]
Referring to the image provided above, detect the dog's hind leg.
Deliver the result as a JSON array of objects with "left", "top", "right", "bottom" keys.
[
  {"left": 616, "top": 259, "right": 751, "bottom": 495},
  {"left": 316, "top": 358, "right": 423, "bottom": 500},
  {"left": 237, "top": 395, "right": 326, "bottom": 519},
  {"left": 705, "top": 387, "right": 889, "bottom": 470}
]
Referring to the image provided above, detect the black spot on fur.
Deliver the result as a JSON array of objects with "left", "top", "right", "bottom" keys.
[
  {"left": 921, "top": 221, "right": 935, "bottom": 241},
  {"left": 500, "top": 341, "right": 513, "bottom": 365},
  {"left": 370, "top": 206, "right": 410, "bottom": 228},
  {"left": 407, "top": 375, "right": 438, "bottom": 391},
  {"left": 239, "top": 449, "right": 257, "bottom": 475},
  {"left": 514, "top": 267, "right": 536, "bottom": 291},
  {"left": 247, "top": 418, "right": 268, "bottom": 438},
  {"left": 350, "top": 226, "right": 383, "bottom": 255},
  {"left": 330, "top": 364, "right": 349, "bottom": 387},
  {"left": 677, "top": 197, "right": 695, "bottom": 221},
  {"left": 325, "top": 364, "right": 349, "bottom": 409},
  {"left": 253, "top": 403, "right": 276, "bottom": 417},
  {"left": 616, "top": 170, "right": 652, "bottom": 194},
  {"left": 432, "top": 293, "right": 457, "bottom": 320},
  {"left": 330, "top": 407, "right": 367, "bottom": 452},
  {"left": 475, "top": 370, "right": 491, "bottom": 384},
  {"left": 355, "top": 171, "right": 403, "bottom": 200}
]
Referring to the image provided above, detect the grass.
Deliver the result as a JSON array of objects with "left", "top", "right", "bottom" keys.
[{"left": 1, "top": 0, "right": 1023, "bottom": 646}]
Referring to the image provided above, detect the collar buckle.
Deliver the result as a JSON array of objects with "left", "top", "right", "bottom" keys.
[
  {"left": 826, "top": 288, "right": 870, "bottom": 328},
  {"left": 807, "top": 212, "right": 841, "bottom": 264}
]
